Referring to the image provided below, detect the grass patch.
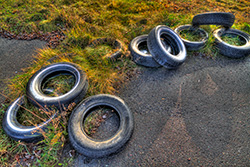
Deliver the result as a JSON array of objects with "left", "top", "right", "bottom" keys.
[
  {"left": 221, "top": 34, "right": 246, "bottom": 46},
  {"left": 0, "top": 0, "right": 249, "bottom": 166},
  {"left": 179, "top": 29, "right": 206, "bottom": 41},
  {"left": 42, "top": 74, "right": 75, "bottom": 97}
]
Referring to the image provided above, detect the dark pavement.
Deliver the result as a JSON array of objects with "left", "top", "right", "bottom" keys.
[
  {"left": 74, "top": 55, "right": 250, "bottom": 166},
  {"left": 0, "top": 37, "right": 46, "bottom": 103}
]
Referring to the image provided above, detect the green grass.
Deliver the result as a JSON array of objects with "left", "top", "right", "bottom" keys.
[
  {"left": 221, "top": 34, "right": 246, "bottom": 46},
  {"left": 179, "top": 29, "right": 206, "bottom": 41},
  {"left": 0, "top": 0, "right": 249, "bottom": 166},
  {"left": 42, "top": 74, "right": 75, "bottom": 97}
]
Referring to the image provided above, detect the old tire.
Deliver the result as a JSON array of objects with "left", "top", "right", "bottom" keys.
[
  {"left": 26, "top": 62, "right": 88, "bottom": 109},
  {"left": 213, "top": 28, "right": 250, "bottom": 58},
  {"left": 129, "top": 35, "right": 161, "bottom": 68},
  {"left": 192, "top": 12, "right": 235, "bottom": 28},
  {"left": 2, "top": 96, "right": 57, "bottom": 142},
  {"left": 175, "top": 25, "right": 209, "bottom": 51},
  {"left": 68, "top": 94, "right": 134, "bottom": 158},
  {"left": 88, "top": 38, "right": 123, "bottom": 60},
  {"left": 147, "top": 25, "right": 187, "bottom": 68}
]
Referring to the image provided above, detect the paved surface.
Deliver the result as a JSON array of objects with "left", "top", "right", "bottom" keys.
[
  {"left": 73, "top": 55, "right": 250, "bottom": 166},
  {"left": 0, "top": 37, "right": 46, "bottom": 103}
]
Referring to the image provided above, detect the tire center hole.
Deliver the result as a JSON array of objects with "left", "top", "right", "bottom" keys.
[
  {"left": 221, "top": 33, "right": 246, "bottom": 46},
  {"left": 16, "top": 98, "right": 55, "bottom": 126},
  {"left": 83, "top": 105, "right": 120, "bottom": 140},
  {"left": 160, "top": 34, "right": 179, "bottom": 55},
  {"left": 179, "top": 29, "right": 206, "bottom": 41},
  {"left": 138, "top": 41, "right": 150, "bottom": 54},
  {"left": 41, "top": 72, "right": 76, "bottom": 97}
]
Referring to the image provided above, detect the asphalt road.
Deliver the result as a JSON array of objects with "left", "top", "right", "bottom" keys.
[
  {"left": 73, "top": 55, "right": 250, "bottom": 166},
  {"left": 0, "top": 37, "right": 46, "bottom": 103}
]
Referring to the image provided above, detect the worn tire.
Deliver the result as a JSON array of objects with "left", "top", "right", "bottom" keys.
[
  {"left": 129, "top": 35, "right": 161, "bottom": 68},
  {"left": 175, "top": 25, "right": 209, "bottom": 51},
  {"left": 213, "top": 28, "right": 250, "bottom": 58},
  {"left": 26, "top": 62, "right": 88, "bottom": 109},
  {"left": 2, "top": 96, "right": 58, "bottom": 142},
  {"left": 147, "top": 25, "right": 187, "bottom": 68},
  {"left": 192, "top": 12, "right": 235, "bottom": 28},
  {"left": 68, "top": 94, "right": 134, "bottom": 158},
  {"left": 88, "top": 38, "right": 123, "bottom": 60}
]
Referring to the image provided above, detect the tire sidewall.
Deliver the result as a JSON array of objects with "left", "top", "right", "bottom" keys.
[
  {"left": 148, "top": 25, "right": 187, "bottom": 67},
  {"left": 2, "top": 96, "right": 57, "bottom": 142},
  {"left": 213, "top": 28, "right": 250, "bottom": 58},
  {"left": 129, "top": 35, "right": 161, "bottom": 68},
  {"left": 26, "top": 62, "right": 88, "bottom": 108},
  {"left": 175, "top": 24, "right": 208, "bottom": 51},
  {"left": 68, "top": 94, "right": 134, "bottom": 158}
]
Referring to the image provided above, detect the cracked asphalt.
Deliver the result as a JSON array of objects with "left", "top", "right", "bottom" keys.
[{"left": 0, "top": 37, "right": 249, "bottom": 166}]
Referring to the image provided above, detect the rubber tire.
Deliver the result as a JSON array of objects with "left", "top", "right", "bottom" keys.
[
  {"left": 175, "top": 24, "right": 209, "bottom": 51},
  {"left": 192, "top": 12, "right": 235, "bottom": 28},
  {"left": 68, "top": 94, "right": 134, "bottom": 158},
  {"left": 88, "top": 38, "right": 123, "bottom": 60},
  {"left": 26, "top": 62, "right": 88, "bottom": 109},
  {"left": 129, "top": 35, "right": 161, "bottom": 68},
  {"left": 213, "top": 28, "right": 250, "bottom": 58},
  {"left": 147, "top": 25, "right": 187, "bottom": 68},
  {"left": 2, "top": 96, "right": 57, "bottom": 142}
]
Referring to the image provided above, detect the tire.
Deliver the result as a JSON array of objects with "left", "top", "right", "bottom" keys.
[
  {"left": 68, "top": 94, "right": 134, "bottom": 158},
  {"left": 192, "top": 12, "right": 235, "bottom": 28},
  {"left": 88, "top": 38, "right": 123, "bottom": 60},
  {"left": 213, "top": 28, "right": 250, "bottom": 58},
  {"left": 2, "top": 96, "right": 57, "bottom": 142},
  {"left": 26, "top": 62, "right": 88, "bottom": 109},
  {"left": 129, "top": 35, "right": 161, "bottom": 68},
  {"left": 147, "top": 25, "right": 187, "bottom": 68},
  {"left": 174, "top": 25, "right": 209, "bottom": 51}
]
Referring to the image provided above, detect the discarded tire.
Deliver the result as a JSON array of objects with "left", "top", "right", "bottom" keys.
[
  {"left": 68, "top": 94, "right": 134, "bottom": 158},
  {"left": 2, "top": 96, "right": 58, "bottom": 142},
  {"left": 147, "top": 25, "right": 187, "bottom": 68},
  {"left": 26, "top": 62, "right": 88, "bottom": 109},
  {"left": 213, "top": 28, "right": 250, "bottom": 58},
  {"left": 175, "top": 24, "right": 209, "bottom": 51},
  {"left": 88, "top": 38, "right": 123, "bottom": 60},
  {"left": 192, "top": 12, "right": 235, "bottom": 28},
  {"left": 129, "top": 35, "right": 161, "bottom": 68}
]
